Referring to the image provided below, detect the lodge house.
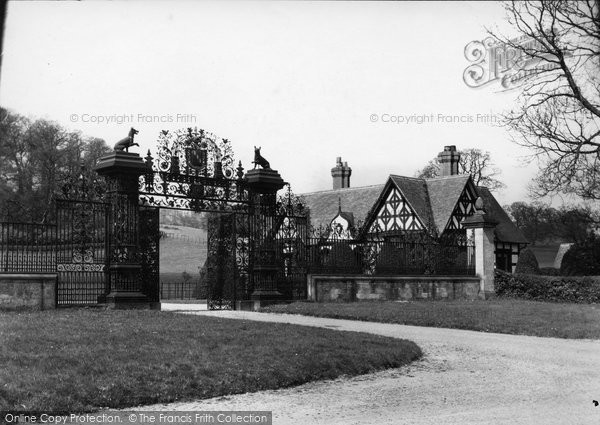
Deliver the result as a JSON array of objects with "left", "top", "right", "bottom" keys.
[{"left": 300, "top": 146, "right": 528, "bottom": 272}]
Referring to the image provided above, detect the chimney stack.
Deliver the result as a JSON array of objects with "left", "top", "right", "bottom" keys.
[
  {"left": 438, "top": 145, "right": 460, "bottom": 177},
  {"left": 331, "top": 157, "right": 352, "bottom": 189}
]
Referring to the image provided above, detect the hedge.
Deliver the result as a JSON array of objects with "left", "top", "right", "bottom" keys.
[
  {"left": 495, "top": 269, "right": 600, "bottom": 303},
  {"left": 560, "top": 235, "right": 600, "bottom": 276},
  {"left": 514, "top": 248, "right": 540, "bottom": 275},
  {"left": 539, "top": 267, "right": 561, "bottom": 276}
]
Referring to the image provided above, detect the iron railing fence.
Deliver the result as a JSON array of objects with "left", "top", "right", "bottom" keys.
[
  {"left": 304, "top": 236, "right": 476, "bottom": 276},
  {"left": 0, "top": 222, "right": 58, "bottom": 273},
  {"left": 160, "top": 280, "right": 207, "bottom": 300}
]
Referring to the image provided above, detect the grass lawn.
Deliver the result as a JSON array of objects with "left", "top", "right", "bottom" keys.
[
  {"left": 0, "top": 309, "right": 421, "bottom": 412},
  {"left": 261, "top": 299, "right": 600, "bottom": 339}
]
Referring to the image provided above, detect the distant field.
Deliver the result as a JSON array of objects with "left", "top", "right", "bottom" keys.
[
  {"left": 160, "top": 225, "right": 207, "bottom": 241},
  {"left": 159, "top": 226, "right": 207, "bottom": 273}
]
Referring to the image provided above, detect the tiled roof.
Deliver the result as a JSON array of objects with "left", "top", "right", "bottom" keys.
[
  {"left": 299, "top": 175, "right": 529, "bottom": 244},
  {"left": 300, "top": 185, "right": 384, "bottom": 229},
  {"left": 389, "top": 176, "right": 434, "bottom": 228},
  {"left": 337, "top": 211, "right": 355, "bottom": 226},
  {"left": 425, "top": 175, "right": 472, "bottom": 235},
  {"left": 477, "top": 186, "right": 529, "bottom": 244}
]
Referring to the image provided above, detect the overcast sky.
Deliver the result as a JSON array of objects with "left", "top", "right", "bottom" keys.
[{"left": 1, "top": 1, "right": 544, "bottom": 206}]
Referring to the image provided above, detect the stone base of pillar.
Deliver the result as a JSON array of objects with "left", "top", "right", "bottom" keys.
[
  {"left": 245, "top": 168, "right": 286, "bottom": 191},
  {"left": 479, "top": 289, "right": 496, "bottom": 300},
  {"left": 236, "top": 299, "right": 285, "bottom": 311},
  {"left": 104, "top": 291, "right": 151, "bottom": 309},
  {"left": 250, "top": 288, "right": 283, "bottom": 301},
  {"left": 251, "top": 263, "right": 282, "bottom": 301}
]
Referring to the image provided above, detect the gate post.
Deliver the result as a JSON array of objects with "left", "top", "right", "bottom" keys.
[
  {"left": 95, "top": 150, "right": 150, "bottom": 308},
  {"left": 462, "top": 197, "right": 498, "bottom": 299},
  {"left": 245, "top": 167, "right": 286, "bottom": 303}
]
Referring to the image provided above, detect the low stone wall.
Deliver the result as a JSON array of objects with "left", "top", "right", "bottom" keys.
[
  {"left": 307, "top": 274, "right": 482, "bottom": 302},
  {"left": 0, "top": 274, "right": 57, "bottom": 310}
]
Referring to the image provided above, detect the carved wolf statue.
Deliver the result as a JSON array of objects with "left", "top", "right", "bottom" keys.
[
  {"left": 114, "top": 127, "right": 139, "bottom": 152},
  {"left": 253, "top": 146, "right": 271, "bottom": 170}
]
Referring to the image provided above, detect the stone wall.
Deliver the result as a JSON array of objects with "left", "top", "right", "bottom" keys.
[
  {"left": 307, "top": 274, "right": 482, "bottom": 302},
  {"left": 0, "top": 274, "right": 57, "bottom": 310}
]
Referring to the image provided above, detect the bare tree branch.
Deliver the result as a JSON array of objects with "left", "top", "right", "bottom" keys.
[{"left": 488, "top": 1, "right": 599, "bottom": 200}]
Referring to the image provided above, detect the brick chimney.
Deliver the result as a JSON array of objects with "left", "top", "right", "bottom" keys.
[
  {"left": 331, "top": 157, "right": 351, "bottom": 189},
  {"left": 437, "top": 145, "right": 460, "bottom": 177}
]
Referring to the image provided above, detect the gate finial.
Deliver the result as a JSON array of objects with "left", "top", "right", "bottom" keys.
[
  {"left": 252, "top": 146, "right": 271, "bottom": 170},
  {"left": 113, "top": 127, "right": 139, "bottom": 152}
]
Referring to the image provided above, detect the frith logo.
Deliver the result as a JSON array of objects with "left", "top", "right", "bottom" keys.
[{"left": 462, "top": 36, "right": 560, "bottom": 91}]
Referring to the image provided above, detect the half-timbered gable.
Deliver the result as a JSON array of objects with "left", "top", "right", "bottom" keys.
[
  {"left": 368, "top": 184, "right": 425, "bottom": 233},
  {"left": 300, "top": 146, "right": 529, "bottom": 271},
  {"left": 426, "top": 175, "right": 472, "bottom": 236},
  {"left": 445, "top": 178, "right": 478, "bottom": 231}
]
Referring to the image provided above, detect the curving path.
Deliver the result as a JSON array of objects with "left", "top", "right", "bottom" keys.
[{"left": 144, "top": 308, "right": 600, "bottom": 425}]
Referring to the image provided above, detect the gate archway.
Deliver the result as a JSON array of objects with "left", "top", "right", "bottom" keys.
[{"left": 99, "top": 126, "right": 309, "bottom": 310}]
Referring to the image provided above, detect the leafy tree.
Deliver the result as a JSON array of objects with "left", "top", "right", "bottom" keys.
[
  {"left": 0, "top": 107, "right": 111, "bottom": 220},
  {"left": 416, "top": 159, "right": 440, "bottom": 179},
  {"left": 490, "top": 1, "right": 600, "bottom": 200},
  {"left": 554, "top": 205, "right": 599, "bottom": 243},
  {"left": 0, "top": 109, "right": 33, "bottom": 199},
  {"left": 560, "top": 234, "right": 600, "bottom": 276},
  {"left": 415, "top": 148, "right": 505, "bottom": 190},
  {"left": 505, "top": 201, "right": 599, "bottom": 245},
  {"left": 504, "top": 201, "right": 556, "bottom": 244}
]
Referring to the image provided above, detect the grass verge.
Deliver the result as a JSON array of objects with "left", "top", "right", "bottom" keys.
[
  {"left": 261, "top": 299, "right": 600, "bottom": 339},
  {"left": 0, "top": 309, "right": 421, "bottom": 411}
]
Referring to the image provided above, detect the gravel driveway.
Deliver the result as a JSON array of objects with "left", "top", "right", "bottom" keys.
[{"left": 144, "top": 308, "right": 600, "bottom": 425}]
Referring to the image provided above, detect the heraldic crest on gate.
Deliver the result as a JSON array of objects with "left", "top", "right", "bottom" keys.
[{"left": 139, "top": 127, "right": 249, "bottom": 212}]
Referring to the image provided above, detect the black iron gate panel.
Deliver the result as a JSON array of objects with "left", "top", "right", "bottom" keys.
[
  {"left": 55, "top": 199, "right": 109, "bottom": 306},
  {"left": 139, "top": 207, "right": 160, "bottom": 304},
  {"left": 206, "top": 213, "right": 238, "bottom": 310},
  {"left": 274, "top": 214, "right": 308, "bottom": 300},
  {"left": 234, "top": 212, "right": 251, "bottom": 302}
]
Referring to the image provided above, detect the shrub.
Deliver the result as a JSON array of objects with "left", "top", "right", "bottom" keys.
[
  {"left": 560, "top": 235, "right": 600, "bottom": 276},
  {"left": 324, "top": 242, "right": 361, "bottom": 273},
  {"left": 514, "top": 248, "right": 540, "bottom": 275},
  {"left": 495, "top": 269, "right": 600, "bottom": 303},
  {"left": 539, "top": 267, "right": 561, "bottom": 276},
  {"left": 375, "top": 243, "right": 405, "bottom": 275}
]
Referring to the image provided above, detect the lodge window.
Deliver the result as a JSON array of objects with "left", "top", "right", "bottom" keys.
[{"left": 495, "top": 248, "right": 512, "bottom": 272}]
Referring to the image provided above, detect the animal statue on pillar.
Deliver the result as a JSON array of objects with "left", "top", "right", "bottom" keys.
[
  {"left": 253, "top": 146, "right": 271, "bottom": 170},
  {"left": 114, "top": 128, "right": 139, "bottom": 152}
]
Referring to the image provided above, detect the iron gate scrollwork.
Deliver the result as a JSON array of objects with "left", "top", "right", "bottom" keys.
[
  {"left": 139, "top": 207, "right": 160, "bottom": 304},
  {"left": 134, "top": 127, "right": 310, "bottom": 310},
  {"left": 138, "top": 127, "right": 248, "bottom": 212},
  {"left": 56, "top": 199, "right": 109, "bottom": 305},
  {"left": 206, "top": 213, "right": 237, "bottom": 309},
  {"left": 204, "top": 210, "right": 307, "bottom": 309}
]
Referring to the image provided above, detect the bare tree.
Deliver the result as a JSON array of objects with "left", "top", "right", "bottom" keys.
[
  {"left": 415, "top": 148, "right": 506, "bottom": 191},
  {"left": 490, "top": 1, "right": 600, "bottom": 199}
]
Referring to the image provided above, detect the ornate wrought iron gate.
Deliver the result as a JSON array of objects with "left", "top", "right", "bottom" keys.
[
  {"left": 134, "top": 126, "right": 310, "bottom": 310},
  {"left": 201, "top": 210, "right": 307, "bottom": 309},
  {"left": 56, "top": 199, "right": 109, "bottom": 305},
  {"left": 139, "top": 207, "right": 160, "bottom": 304},
  {"left": 205, "top": 213, "right": 237, "bottom": 309}
]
